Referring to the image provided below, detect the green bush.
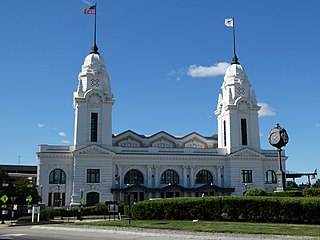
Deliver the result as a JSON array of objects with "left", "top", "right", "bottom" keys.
[
  {"left": 244, "top": 189, "right": 271, "bottom": 196},
  {"left": 272, "top": 190, "right": 302, "bottom": 197},
  {"left": 129, "top": 196, "right": 320, "bottom": 224},
  {"left": 302, "top": 188, "right": 320, "bottom": 197},
  {"left": 17, "top": 216, "right": 33, "bottom": 222},
  {"left": 40, "top": 204, "right": 110, "bottom": 220}
]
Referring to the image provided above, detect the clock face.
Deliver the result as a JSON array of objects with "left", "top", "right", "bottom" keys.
[
  {"left": 269, "top": 130, "right": 281, "bottom": 145},
  {"left": 91, "top": 79, "right": 100, "bottom": 87},
  {"left": 238, "top": 87, "right": 246, "bottom": 96}
]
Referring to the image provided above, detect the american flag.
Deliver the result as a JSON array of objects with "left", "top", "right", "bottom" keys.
[{"left": 84, "top": 5, "right": 96, "bottom": 14}]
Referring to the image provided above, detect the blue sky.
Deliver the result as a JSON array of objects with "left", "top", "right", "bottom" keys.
[{"left": 0, "top": 0, "right": 319, "bottom": 183}]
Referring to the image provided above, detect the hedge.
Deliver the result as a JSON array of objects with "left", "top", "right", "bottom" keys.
[
  {"left": 40, "top": 203, "right": 114, "bottom": 220},
  {"left": 302, "top": 188, "right": 320, "bottom": 197},
  {"left": 130, "top": 196, "right": 320, "bottom": 224}
]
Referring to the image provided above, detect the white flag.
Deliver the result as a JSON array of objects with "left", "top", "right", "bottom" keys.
[{"left": 225, "top": 18, "right": 233, "bottom": 27}]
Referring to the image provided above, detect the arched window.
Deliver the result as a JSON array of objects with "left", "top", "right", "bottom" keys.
[
  {"left": 160, "top": 170, "right": 179, "bottom": 185},
  {"left": 124, "top": 169, "right": 144, "bottom": 185},
  {"left": 266, "top": 170, "right": 277, "bottom": 184},
  {"left": 195, "top": 170, "right": 213, "bottom": 184},
  {"left": 86, "top": 192, "right": 99, "bottom": 206},
  {"left": 49, "top": 169, "right": 66, "bottom": 184}
]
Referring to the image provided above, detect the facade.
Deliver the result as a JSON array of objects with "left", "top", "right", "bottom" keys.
[{"left": 37, "top": 45, "right": 286, "bottom": 207}]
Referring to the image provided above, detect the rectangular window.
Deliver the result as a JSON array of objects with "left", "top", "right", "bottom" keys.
[
  {"left": 241, "top": 118, "right": 248, "bottom": 145},
  {"left": 241, "top": 170, "right": 253, "bottom": 183},
  {"left": 87, "top": 169, "right": 100, "bottom": 183},
  {"left": 223, "top": 120, "right": 227, "bottom": 147},
  {"left": 91, "top": 113, "right": 98, "bottom": 142}
]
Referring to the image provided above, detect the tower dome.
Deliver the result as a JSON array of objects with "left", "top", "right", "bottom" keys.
[{"left": 224, "top": 63, "right": 249, "bottom": 83}]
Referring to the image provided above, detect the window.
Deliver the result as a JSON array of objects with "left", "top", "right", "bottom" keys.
[
  {"left": 124, "top": 169, "right": 144, "bottom": 185},
  {"left": 160, "top": 170, "right": 179, "bottom": 185},
  {"left": 266, "top": 170, "right": 277, "bottom": 184},
  {"left": 49, "top": 169, "right": 66, "bottom": 184},
  {"left": 223, "top": 120, "right": 227, "bottom": 147},
  {"left": 241, "top": 118, "right": 248, "bottom": 145},
  {"left": 241, "top": 170, "right": 252, "bottom": 183},
  {"left": 87, "top": 169, "right": 100, "bottom": 183},
  {"left": 91, "top": 112, "right": 98, "bottom": 142},
  {"left": 195, "top": 170, "right": 213, "bottom": 184}
]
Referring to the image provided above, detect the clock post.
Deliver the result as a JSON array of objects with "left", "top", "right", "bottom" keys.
[{"left": 268, "top": 123, "right": 289, "bottom": 192}]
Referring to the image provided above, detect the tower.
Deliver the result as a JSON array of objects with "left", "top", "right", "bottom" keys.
[
  {"left": 73, "top": 49, "right": 114, "bottom": 150},
  {"left": 215, "top": 60, "right": 261, "bottom": 154}
]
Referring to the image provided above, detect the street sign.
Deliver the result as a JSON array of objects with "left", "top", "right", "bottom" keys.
[
  {"left": 0, "top": 195, "right": 8, "bottom": 203},
  {"left": 10, "top": 197, "right": 16, "bottom": 203},
  {"left": 13, "top": 204, "right": 18, "bottom": 211},
  {"left": 1, "top": 205, "right": 7, "bottom": 209},
  {"left": 26, "top": 195, "right": 32, "bottom": 203}
]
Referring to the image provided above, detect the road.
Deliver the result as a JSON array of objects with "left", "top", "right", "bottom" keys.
[{"left": 0, "top": 224, "right": 319, "bottom": 240}]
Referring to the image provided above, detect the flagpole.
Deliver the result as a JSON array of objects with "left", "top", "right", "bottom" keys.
[
  {"left": 91, "top": 3, "right": 99, "bottom": 54},
  {"left": 231, "top": 17, "right": 239, "bottom": 64}
]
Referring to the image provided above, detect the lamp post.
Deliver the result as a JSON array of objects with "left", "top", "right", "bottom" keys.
[
  {"left": 268, "top": 123, "right": 289, "bottom": 192},
  {"left": 127, "top": 192, "right": 131, "bottom": 225},
  {"left": 57, "top": 184, "right": 61, "bottom": 207}
]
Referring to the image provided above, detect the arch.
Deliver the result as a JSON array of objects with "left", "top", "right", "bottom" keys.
[
  {"left": 195, "top": 169, "right": 213, "bottom": 184},
  {"left": 86, "top": 192, "right": 100, "bottom": 206},
  {"left": 49, "top": 169, "right": 66, "bottom": 184},
  {"left": 124, "top": 169, "right": 144, "bottom": 185},
  {"left": 160, "top": 169, "right": 179, "bottom": 185},
  {"left": 266, "top": 170, "right": 277, "bottom": 184}
]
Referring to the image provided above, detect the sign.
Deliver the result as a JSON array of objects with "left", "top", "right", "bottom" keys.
[
  {"left": 26, "top": 195, "right": 32, "bottom": 203},
  {"left": 13, "top": 204, "right": 18, "bottom": 211},
  {"left": 108, "top": 204, "right": 118, "bottom": 213},
  {"left": 0, "top": 195, "right": 8, "bottom": 203},
  {"left": 1, "top": 205, "right": 7, "bottom": 209},
  {"left": 10, "top": 197, "right": 16, "bottom": 203},
  {"left": 33, "top": 206, "right": 41, "bottom": 214}
]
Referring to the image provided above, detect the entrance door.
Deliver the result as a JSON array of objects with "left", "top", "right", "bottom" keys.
[{"left": 86, "top": 192, "right": 99, "bottom": 206}]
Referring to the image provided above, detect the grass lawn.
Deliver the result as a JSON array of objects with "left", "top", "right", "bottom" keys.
[{"left": 72, "top": 219, "right": 320, "bottom": 237}]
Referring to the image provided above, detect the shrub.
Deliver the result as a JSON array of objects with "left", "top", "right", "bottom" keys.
[
  {"left": 272, "top": 190, "right": 302, "bottom": 197},
  {"left": 302, "top": 188, "right": 320, "bottom": 197},
  {"left": 244, "top": 189, "right": 271, "bottom": 196},
  {"left": 130, "top": 196, "right": 320, "bottom": 224}
]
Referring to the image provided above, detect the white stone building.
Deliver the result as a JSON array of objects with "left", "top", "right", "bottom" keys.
[{"left": 37, "top": 45, "right": 286, "bottom": 207}]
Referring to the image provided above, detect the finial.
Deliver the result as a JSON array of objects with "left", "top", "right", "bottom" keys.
[
  {"left": 90, "top": 43, "right": 99, "bottom": 55},
  {"left": 232, "top": 54, "right": 239, "bottom": 65}
]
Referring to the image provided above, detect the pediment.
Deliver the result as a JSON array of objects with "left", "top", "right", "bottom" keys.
[
  {"left": 230, "top": 148, "right": 264, "bottom": 158},
  {"left": 74, "top": 145, "right": 115, "bottom": 156}
]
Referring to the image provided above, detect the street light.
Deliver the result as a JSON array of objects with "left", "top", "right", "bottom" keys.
[
  {"left": 57, "top": 184, "right": 61, "bottom": 207},
  {"left": 127, "top": 192, "right": 131, "bottom": 225}
]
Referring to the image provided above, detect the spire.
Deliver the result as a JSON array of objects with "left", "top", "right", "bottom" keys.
[
  {"left": 84, "top": 3, "right": 99, "bottom": 55},
  {"left": 225, "top": 17, "right": 239, "bottom": 65}
]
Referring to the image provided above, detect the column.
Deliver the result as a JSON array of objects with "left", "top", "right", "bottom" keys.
[
  {"left": 118, "top": 165, "right": 122, "bottom": 189},
  {"left": 217, "top": 166, "right": 221, "bottom": 187},
  {"left": 147, "top": 165, "right": 152, "bottom": 188},
  {"left": 154, "top": 165, "right": 159, "bottom": 188},
  {"left": 189, "top": 167, "right": 194, "bottom": 188},
  {"left": 183, "top": 165, "right": 188, "bottom": 188}
]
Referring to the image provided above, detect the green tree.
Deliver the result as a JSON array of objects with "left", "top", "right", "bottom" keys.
[
  {"left": 13, "top": 178, "right": 39, "bottom": 205},
  {"left": 312, "top": 179, "right": 320, "bottom": 188},
  {"left": 286, "top": 180, "right": 298, "bottom": 190}
]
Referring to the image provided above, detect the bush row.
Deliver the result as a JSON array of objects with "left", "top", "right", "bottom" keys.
[
  {"left": 130, "top": 196, "right": 320, "bottom": 224},
  {"left": 245, "top": 188, "right": 320, "bottom": 197},
  {"left": 40, "top": 204, "right": 116, "bottom": 220}
]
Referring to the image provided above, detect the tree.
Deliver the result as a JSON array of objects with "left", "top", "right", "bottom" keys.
[
  {"left": 312, "top": 179, "right": 320, "bottom": 188},
  {"left": 13, "top": 178, "right": 39, "bottom": 205}
]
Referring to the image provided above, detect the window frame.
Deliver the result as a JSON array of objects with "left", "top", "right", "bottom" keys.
[
  {"left": 160, "top": 170, "right": 179, "bottom": 185},
  {"left": 241, "top": 169, "right": 253, "bottom": 183},
  {"left": 49, "top": 169, "right": 66, "bottom": 184},
  {"left": 265, "top": 170, "right": 277, "bottom": 184},
  {"left": 195, "top": 170, "right": 213, "bottom": 184},
  {"left": 124, "top": 169, "right": 144, "bottom": 185},
  {"left": 86, "top": 169, "right": 100, "bottom": 183}
]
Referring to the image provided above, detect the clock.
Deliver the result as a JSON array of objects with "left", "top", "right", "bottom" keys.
[
  {"left": 268, "top": 123, "right": 289, "bottom": 149},
  {"left": 268, "top": 129, "right": 281, "bottom": 145},
  {"left": 238, "top": 87, "right": 246, "bottom": 96}
]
